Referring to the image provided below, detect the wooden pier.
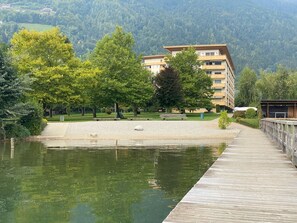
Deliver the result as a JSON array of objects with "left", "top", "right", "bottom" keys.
[{"left": 163, "top": 125, "right": 297, "bottom": 222}]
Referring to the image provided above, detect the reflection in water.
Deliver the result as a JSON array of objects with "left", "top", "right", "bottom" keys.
[{"left": 0, "top": 142, "right": 225, "bottom": 223}]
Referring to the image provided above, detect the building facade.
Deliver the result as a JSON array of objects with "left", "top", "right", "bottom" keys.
[{"left": 143, "top": 44, "right": 235, "bottom": 110}]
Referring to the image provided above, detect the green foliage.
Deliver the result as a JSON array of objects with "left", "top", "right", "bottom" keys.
[
  {"left": 236, "top": 67, "right": 257, "bottom": 106},
  {"left": 41, "top": 118, "right": 47, "bottom": 131},
  {"left": 19, "top": 102, "right": 43, "bottom": 135},
  {"left": 204, "top": 101, "right": 214, "bottom": 112},
  {"left": 9, "top": 28, "right": 79, "bottom": 112},
  {"left": 237, "top": 118, "right": 259, "bottom": 129},
  {"left": 218, "top": 111, "right": 231, "bottom": 129},
  {"left": 155, "top": 67, "right": 183, "bottom": 110},
  {"left": 256, "top": 66, "right": 297, "bottom": 100},
  {"left": 2, "top": 0, "right": 297, "bottom": 73},
  {"left": 233, "top": 111, "right": 246, "bottom": 119},
  {"left": 167, "top": 48, "right": 213, "bottom": 109},
  {"left": 245, "top": 108, "right": 257, "bottom": 119},
  {"left": 4, "top": 123, "right": 30, "bottom": 139},
  {"left": 90, "top": 26, "right": 153, "bottom": 117},
  {"left": 257, "top": 106, "right": 263, "bottom": 120},
  {"left": 0, "top": 44, "right": 27, "bottom": 119}
]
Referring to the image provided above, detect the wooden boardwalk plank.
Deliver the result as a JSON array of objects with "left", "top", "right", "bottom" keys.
[{"left": 163, "top": 126, "right": 297, "bottom": 223}]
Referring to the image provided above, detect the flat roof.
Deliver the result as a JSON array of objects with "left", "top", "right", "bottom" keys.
[
  {"left": 143, "top": 55, "right": 165, "bottom": 59},
  {"left": 163, "top": 44, "right": 235, "bottom": 70},
  {"left": 261, "top": 100, "right": 297, "bottom": 104}
]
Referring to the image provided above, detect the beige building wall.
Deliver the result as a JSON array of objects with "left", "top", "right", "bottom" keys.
[{"left": 143, "top": 44, "right": 235, "bottom": 110}]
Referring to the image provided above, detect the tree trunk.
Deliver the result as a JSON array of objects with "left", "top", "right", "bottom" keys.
[
  {"left": 66, "top": 106, "right": 70, "bottom": 116},
  {"left": 133, "top": 105, "right": 138, "bottom": 117},
  {"left": 50, "top": 107, "right": 53, "bottom": 118},
  {"left": 115, "top": 102, "right": 121, "bottom": 119},
  {"left": 81, "top": 107, "right": 85, "bottom": 116},
  {"left": 92, "top": 106, "right": 97, "bottom": 118}
]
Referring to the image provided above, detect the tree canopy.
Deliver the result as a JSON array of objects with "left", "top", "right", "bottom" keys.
[
  {"left": 155, "top": 67, "right": 183, "bottom": 111},
  {"left": 9, "top": 28, "right": 79, "bottom": 115},
  {"left": 0, "top": 45, "right": 25, "bottom": 118},
  {"left": 236, "top": 67, "right": 257, "bottom": 106},
  {"left": 90, "top": 26, "right": 153, "bottom": 117},
  {"left": 166, "top": 48, "right": 213, "bottom": 109}
]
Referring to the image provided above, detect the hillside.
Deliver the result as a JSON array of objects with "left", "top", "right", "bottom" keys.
[{"left": 1, "top": 0, "right": 297, "bottom": 73}]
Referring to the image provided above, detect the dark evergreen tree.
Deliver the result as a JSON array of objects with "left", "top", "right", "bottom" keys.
[
  {"left": 155, "top": 67, "right": 183, "bottom": 112},
  {"left": 0, "top": 44, "right": 23, "bottom": 118}
]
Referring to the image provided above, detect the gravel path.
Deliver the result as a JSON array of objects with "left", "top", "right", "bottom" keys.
[{"left": 35, "top": 119, "right": 242, "bottom": 148}]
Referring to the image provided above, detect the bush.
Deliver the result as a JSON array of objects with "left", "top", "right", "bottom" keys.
[
  {"left": 4, "top": 123, "right": 30, "bottom": 139},
  {"left": 19, "top": 102, "right": 44, "bottom": 135},
  {"left": 218, "top": 111, "right": 231, "bottom": 129},
  {"left": 237, "top": 118, "right": 259, "bottom": 129},
  {"left": 233, "top": 111, "right": 246, "bottom": 119},
  {"left": 41, "top": 118, "right": 48, "bottom": 131},
  {"left": 245, "top": 108, "right": 257, "bottom": 119},
  {"left": 106, "top": 108, "right": 112, "bottom": 115}
]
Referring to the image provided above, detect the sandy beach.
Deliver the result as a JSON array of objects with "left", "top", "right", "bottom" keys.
[{"left": 34, "top": 119, "right": 242, "bottom": 148}]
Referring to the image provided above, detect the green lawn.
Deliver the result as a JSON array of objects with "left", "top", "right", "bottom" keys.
[
  {"left": 45, "top": 112, "right": 220, "bottom": 122},
  {"left": 19, "top": 23, "right": 54, "bottom": 31},
  {"left": 237, "top": 118, "right": 260, "bottom": 129}
]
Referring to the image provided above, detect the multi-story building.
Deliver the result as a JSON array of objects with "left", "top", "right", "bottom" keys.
[{"left": 142, "top": 44, "right": 235, "bottom": 110}]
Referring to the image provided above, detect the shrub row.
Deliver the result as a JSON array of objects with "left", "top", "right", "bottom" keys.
[
  {"left": 233, "top": 108, "right": 257, "bottom": 119},
  {"left": 0, "top": 102, "right": 47, "bottom": 140}
]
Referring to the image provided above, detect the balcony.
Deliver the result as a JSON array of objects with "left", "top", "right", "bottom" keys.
[
  {"left": 202, "top": 65, "right": 226, "bottom": 70},
  {"left": 212, "top": 83, "right": 225, "bottom": 88},
  {"left": 211, "top": 74, "right": 225, "bottom": 79},
  {"left": 199, "top": 55, "right": 227, "bottom": 61}
]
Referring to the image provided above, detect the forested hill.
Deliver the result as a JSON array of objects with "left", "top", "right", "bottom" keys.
[{"left": 1, "top": 0, "right": 297, "bottom": 73}]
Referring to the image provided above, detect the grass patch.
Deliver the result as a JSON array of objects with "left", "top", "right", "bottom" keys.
[
  {"left": 186, "top": 112, "right": 220, "bottom": 121},
  {"left": 18, "top": 23, "right": 54, "bottom": 31},
  {"left": 237, "top": 118, "right": 259, "bottom": 129},
  {"left": 45, "top": 112, "right": 220, "bottom": 122}
]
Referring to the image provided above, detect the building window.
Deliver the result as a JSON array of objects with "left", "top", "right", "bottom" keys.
[
  {"left": 206, "top": 61, "right": 222, "bottom": 66},
  {"left": 214, "top": 88, "right": 222, "bottom": 92},
  {"left": 206, "top": 71, "right": 212, "bottom": 75},
  {"left": 214, "top": 72, "right": 222, "bottom": 74},
  {"left": 206, "top": 52, "right": 215, "bottom": 56},
  {"left": 214, "top": 80, "right": 221, "bottom": 84}
]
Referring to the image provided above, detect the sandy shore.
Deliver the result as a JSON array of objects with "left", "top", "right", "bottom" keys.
[{"left": 33, "top": 119, "right": 242, "bottom": 148}]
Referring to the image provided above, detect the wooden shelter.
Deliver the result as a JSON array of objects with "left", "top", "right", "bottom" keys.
[{"left": 261, "top": 100, "right": 297, "bottom": 118}]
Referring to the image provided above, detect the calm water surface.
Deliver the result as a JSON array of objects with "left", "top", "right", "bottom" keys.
[{"left": 0, "top": 142, "right": 225, "bottom": 223}]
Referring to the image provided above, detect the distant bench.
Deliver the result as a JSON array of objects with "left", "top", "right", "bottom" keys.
[
  {"left": 160, "top": 114, "right": 187, "bottom": 120},
  {"left": 128, "top": 118, "right": 151, "bottom": 121},
  {"left": 93, "top": 118, "right": 120, "bottom": 121}
]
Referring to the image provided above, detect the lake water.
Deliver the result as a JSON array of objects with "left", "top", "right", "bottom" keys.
[{"left": 0, "top": 142, "right": 225, "bottom": 223}]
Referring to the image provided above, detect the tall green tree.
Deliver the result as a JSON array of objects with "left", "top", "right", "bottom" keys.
[
  {"left": 0, "top": 45, "right": 23, "bottom": 118},
  {"left": 74, "top": 60, "right": 102, "bottom": 117},
  {"left": 287, "top": 71, "right": 297, "bottom": 99},
  {"left": 166, "top": 48, "right": 213, "bottom": 109},
  {"left": 0, "top": 44, "right": 28, "bottom": 139},
  {"left": 90, "top": 26, "right": 153, "bottom": 118},
  {"left": 9, "top": 28, "right": 78, "bottom": 116},
  {"left": 236, "top": 67, "right": 258, "bottom": 106},
  {"left": 154, "top": 67, "right": 183, "bottom": 112},
  {"left": 256, "top": 66, "right": 295, "bottom": 101}
]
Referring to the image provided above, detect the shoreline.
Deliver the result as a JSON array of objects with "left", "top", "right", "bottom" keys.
[{"left": 32, "top": 120, "right": 242, "bottom": 148}]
